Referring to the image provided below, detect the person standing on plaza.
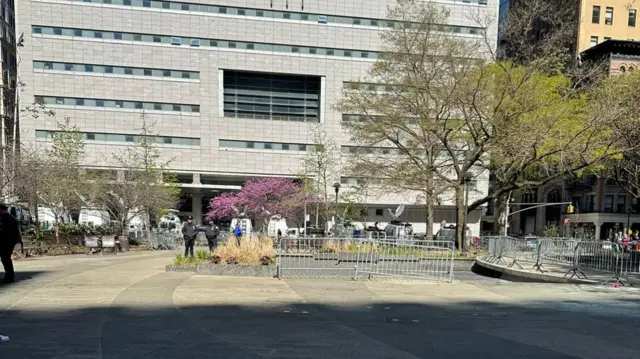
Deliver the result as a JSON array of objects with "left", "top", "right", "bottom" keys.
[
  {"left": 181, "top": 216, "right": 198, "bottom": 258},
  {"left": 0, "top": 204, "right": 22, "bottom": 284},
  {"left": 233, "top": 223, "right": 242, "bottom": 245},
  {"left": 204, "top": 220, "right": 220, "bottom": 252}
]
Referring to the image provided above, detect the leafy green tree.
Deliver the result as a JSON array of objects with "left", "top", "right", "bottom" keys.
[{"left": 338, "top": 0, "right": 630, "bottom": 250}]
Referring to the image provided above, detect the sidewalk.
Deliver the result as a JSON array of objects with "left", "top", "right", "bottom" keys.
[{"left": 476, "top": 256, "right": 640, "bottom": 286}]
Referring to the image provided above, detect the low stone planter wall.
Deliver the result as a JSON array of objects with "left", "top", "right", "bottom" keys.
[
  {"left": 165, "top": 263, "right": 277, "bottom": 277},
  {"left": 165, "top": 264, "right": 198, "bottom": 273}
]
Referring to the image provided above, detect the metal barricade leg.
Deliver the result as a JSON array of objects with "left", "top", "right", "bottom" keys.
[
  {"left": 532, "top": 241, "right": 548, "bottom": 273},
  {"left": 564, "top": 244, "right": 587, "bottom": 279}
]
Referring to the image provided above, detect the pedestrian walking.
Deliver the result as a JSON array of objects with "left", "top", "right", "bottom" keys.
[
  {"left": 0, "top": 204, "right": 22, "bottom": 284},
  {"left": 204, "top": 220, "right": 220, "bottom": 252},
  {"left": 181, "top": 216, "right": 198, "bottom": 258}
]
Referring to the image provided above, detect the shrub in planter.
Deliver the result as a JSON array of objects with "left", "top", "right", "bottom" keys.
[
  {"left": 173, "top": 254, "right": 187, "bottom": 266},
  {"left": 259, "top": 255, "right": 273, "bottom": 265},
  {"left": 196, "top": 249, "right": 210, "bottom": 261},
  {"left": 212, "top": 255, "right": 222, "bottom": 264},
  {"left": 212, "top": 235, "right": 275, "bottom": 265}
]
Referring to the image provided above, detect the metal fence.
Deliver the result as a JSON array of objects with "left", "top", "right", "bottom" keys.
[
  {"left": 277, "top": 237, "right": 455, "bottom": 282},
  {"left": 484, "top": 236, "right": 640, "bottom": 285},
  {"left": 149, "top": 232, "right": 180, "bottom": 250}
]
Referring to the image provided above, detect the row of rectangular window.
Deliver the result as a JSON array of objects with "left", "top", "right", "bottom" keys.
[
  {"left": 341, "top": 146, "right": 402, "bottom": 156},
  {"left": 341, "top": 145, "right": 448, "bottom": 157},
  {"left": 35, "top": 130, "right": 201, "bottom": 146},
  {"left": 342, "top": 114, "right": 421, "bottom": 125},
  {"left": 35, "top": 95, "right": 200, "bottom": 113},
  {"left": 592, "top": 5, "right": 637, "bottom": 27},
  {"left": 68, "top": 0, "right": 486, "bottom": 35},
  {"left": 340, "top": 177, "right": 383, "bottom": 186},
  {"left": 223, "top": 111, "right": 319, "bottom": 122},
  {"left": 33, "top": 60, "right": 199, "bottom": 79},
  {"left": 219, "top": 139, "right": 309, "bottom": 151},
  {"left": 32, "top": 25, "right": 378, "bottom": 59}
]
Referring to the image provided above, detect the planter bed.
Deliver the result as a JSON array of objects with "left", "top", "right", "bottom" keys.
[
  {"left": 166, "top": 263, "right": 276, "bottom": 277},
  {"left": 165, "top": 264, "right": 198, "bottom": 272}
]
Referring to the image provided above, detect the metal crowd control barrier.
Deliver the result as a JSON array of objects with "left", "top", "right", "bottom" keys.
[
  {"left": 277, "top": 237, "right": 455, "bottom": 282},
  {"left": 149, "top": 232, "right": 180, "bottom": 250},
  {"left": 532, "top": 239, "right": 577, "bottom": 273},
  {"left": 484, "top": 236, "right": 637, "bottom": 286},
  {"left": 354, "top": 238, "right": 455, "bottom": 282}
]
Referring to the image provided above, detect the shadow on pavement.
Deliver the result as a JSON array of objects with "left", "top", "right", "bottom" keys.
[
  {"left": 1, "top": 295, "right": 639, "bottom": 359},
  {"left": 0, "top": 271, "right": 48, "bottom": 286}
]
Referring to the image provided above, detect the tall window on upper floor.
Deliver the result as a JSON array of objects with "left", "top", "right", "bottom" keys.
[
  {"left": 605, "top": 7, "right": 614, "bottom": 25},
  {"left": 617, "top": 194, "right": 627, "bottom": 213},
  {"left": 592, "top": 5, "right": 601, "bottom": 24},
  {"left": 604, "top": 195, "right": 614, "bottom": 213},
  {"left": 629, "top": 9, "right": 637, "bottom": 27},
  {"left": 590, "top": 36, "right": 598, "bottom": 48},
  {"left": 223, "top": 70, "right": 321, "bottom": 122}
]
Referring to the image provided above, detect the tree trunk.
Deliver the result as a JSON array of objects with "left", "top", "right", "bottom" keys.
[
  {"left": 54, "top": 218, "right": 60, "bottom": 244},
  {"left": 315, "top": 202, "right": 319, "bottom": 226},
  {"left": 494, "top": 193, "right": 508, "bottom": 235},
  {"left": 455, "top": 186, "right": 466, "bottom": 252},
  {"left": 425, "top": 202, "right": 434, "bottom": 241}
]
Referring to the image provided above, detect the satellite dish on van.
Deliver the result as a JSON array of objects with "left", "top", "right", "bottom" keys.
[{"left": 387, "top": 204, "right": 405, "bottom": 221}]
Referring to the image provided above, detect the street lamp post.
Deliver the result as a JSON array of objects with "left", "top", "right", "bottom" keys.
[
  {"left": 333, "top": 182, "right": 341, "bottom": 224},
  {"left": 461, "top": 172, "right": 472, "bottom": 251}
]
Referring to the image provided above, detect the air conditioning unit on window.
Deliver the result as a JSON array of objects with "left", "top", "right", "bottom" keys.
[{"left": 318, "top": 15, "right": 327, "bottom": 23}]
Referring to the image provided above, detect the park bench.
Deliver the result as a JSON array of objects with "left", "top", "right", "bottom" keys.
[{"left": 85, "top": 235, "right": 118, "bottom": 255}]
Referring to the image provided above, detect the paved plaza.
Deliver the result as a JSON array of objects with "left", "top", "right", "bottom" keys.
[{"left": 1, "top": 251, "right": 640, "bottom": 358}]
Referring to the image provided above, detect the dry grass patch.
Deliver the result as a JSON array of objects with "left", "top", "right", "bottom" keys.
[{"left": 213, "top": 235, "right": 275, "bottom": 265}]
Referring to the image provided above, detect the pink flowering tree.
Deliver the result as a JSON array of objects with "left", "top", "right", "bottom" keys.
[
  {"left": 206, "top": 192, "right": 240, "bottom": 220},
  {"left": 206, "top": 178, "right": 307, "bottom": 231}
]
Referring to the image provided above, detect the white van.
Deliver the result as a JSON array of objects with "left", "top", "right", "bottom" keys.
[{"left": 78, "top": 208, "right": 110, "bottom": 226}]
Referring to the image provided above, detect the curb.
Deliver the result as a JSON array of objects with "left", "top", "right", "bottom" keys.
[{"left": 475, "top": 257, "right": 597, "bottom": 284}]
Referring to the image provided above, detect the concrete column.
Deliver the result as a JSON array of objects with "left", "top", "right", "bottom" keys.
[
  {"left": 193, "top": 190, "right": 203, "bottom": 225},
  {"left": 193, "top": 173, "right": 201, "bottom": 185},
  {"left": 594, "top": 221, "right": 602, "bottom": 241}
]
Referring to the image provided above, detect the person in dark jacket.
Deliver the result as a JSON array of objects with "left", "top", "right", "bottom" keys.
[
  {"left": 0, "top": 204, "right": 22, "bottom": 283},
  {"left": 204, "top": 220, "right": 220, "bottom": 252},
  {"left": 181, "top": 216, "right": 198, "bottom": 258}
]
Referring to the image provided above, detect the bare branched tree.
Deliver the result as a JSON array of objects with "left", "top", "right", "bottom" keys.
[
  {"left": 299, "top": 125, "right": 342, "bottom": 226},
  {"left": 90, "top": 113, "right": 180, "bottom": 237}
]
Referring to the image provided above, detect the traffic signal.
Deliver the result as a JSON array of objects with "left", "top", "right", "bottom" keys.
[{"left": 567, "top": 204, "right": 574, "bottom": 214}]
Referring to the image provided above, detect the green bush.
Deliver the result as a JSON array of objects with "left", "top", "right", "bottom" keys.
[{"left": 173, "top": 254, "right": 186, "bottom": 266}]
